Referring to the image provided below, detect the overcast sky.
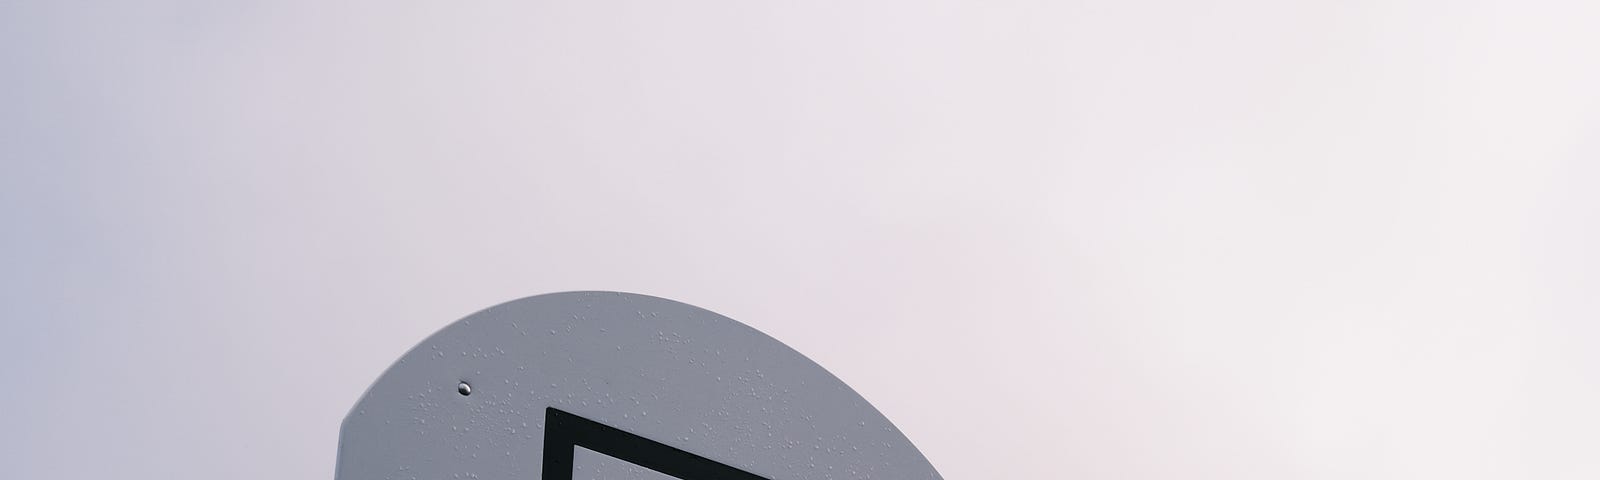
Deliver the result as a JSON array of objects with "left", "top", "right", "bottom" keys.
[{"left": 4, "top": 1, "right": 1599, "bottom": 479}]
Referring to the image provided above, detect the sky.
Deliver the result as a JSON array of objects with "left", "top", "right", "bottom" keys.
[{"left": 3, "top": 1, "right": 1600, "bottom": 479}]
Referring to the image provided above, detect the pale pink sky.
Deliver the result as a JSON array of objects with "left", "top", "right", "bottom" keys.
[{"left": 3, "top": 1, "right": 1599, "bottom": 479}]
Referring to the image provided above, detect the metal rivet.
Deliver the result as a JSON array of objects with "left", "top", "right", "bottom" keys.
[{"left": 458, "top": 382, "right": 472, "bottom": 396}]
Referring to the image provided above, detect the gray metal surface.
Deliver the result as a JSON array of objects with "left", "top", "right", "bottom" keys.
[
  {"left": 336, "top": 291, "right": 942, "bottom": 480},
  {"left": 574, "top": 447, "right": 678, "bottom": 480}
]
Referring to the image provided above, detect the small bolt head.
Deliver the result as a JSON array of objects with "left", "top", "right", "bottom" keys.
[{"left": 457, "top": 382, "right": 472, "bottom": 396}]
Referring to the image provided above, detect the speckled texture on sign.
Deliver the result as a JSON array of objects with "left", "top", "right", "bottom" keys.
[
  {"left": 574, "top": 446, "right": 678, "bottom": 480},
  {"left": 335, "top": 291, "right": 942, "bottom": 480}
]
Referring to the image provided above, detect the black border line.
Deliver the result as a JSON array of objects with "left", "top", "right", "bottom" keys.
[{"left": 542, "top": 407, "right": 769, "bottom": 480}]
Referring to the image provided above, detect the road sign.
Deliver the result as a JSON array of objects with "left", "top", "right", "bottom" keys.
[{"left": 336, "top": 291, "right": 942, "bottom": 480}]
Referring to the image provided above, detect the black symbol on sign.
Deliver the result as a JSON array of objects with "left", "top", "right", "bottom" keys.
[{"left": 542, "top": 407, "right": 769, "bottom": 480}]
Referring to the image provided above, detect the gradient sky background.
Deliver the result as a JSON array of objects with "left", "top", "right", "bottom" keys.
[{"left": 4, "top": 1, "right": 1600, "bottom": 479}]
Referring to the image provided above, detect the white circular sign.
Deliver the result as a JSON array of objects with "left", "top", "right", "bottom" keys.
[{"left": 336, "top": 291, "right": 943, "bottom": 480}]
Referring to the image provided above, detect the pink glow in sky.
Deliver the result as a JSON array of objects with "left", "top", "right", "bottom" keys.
[{"left": 3, "top": 1, "right": 1599, "bottom": 479}]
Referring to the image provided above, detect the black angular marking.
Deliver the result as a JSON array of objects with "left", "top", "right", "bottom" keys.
[{"left": 542, "top": 407, "right": 768, "bottom": 480}]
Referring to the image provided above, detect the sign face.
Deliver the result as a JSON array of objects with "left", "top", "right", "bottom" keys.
[{"left": 336, "top": 291, "right": 943, "bottom": 480}]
